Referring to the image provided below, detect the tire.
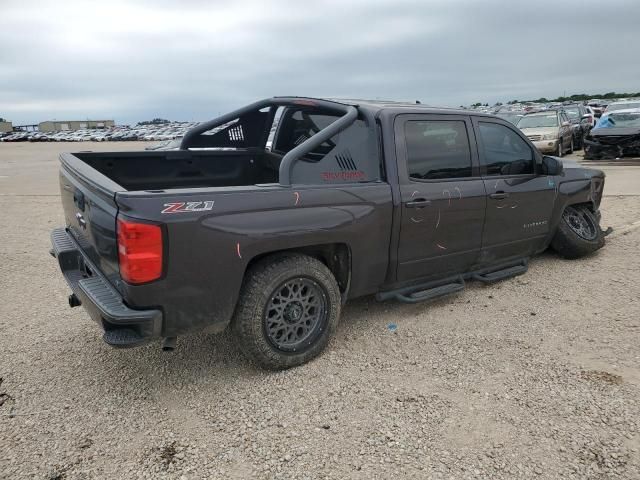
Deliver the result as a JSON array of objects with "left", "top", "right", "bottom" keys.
[
  {"left": 551, "top": 205, "right": 605, "bottom": 259},
  {"left": 557, "top": 139, "right": 563, "bottom": 157},
  {"left": 231, "top": 254, "right": 341, "bottom": 370}
]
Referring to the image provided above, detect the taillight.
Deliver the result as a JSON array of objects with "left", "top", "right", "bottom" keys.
[{"left": 117, "top": 217, "right": 163, "bottom": 284}]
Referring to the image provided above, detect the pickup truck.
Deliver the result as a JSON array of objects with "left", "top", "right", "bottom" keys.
[{"left": 50, "top": 97, "right": 606, "bottom": 369}]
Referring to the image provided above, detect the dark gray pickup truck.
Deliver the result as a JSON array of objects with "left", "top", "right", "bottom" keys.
[{"left": 51, "top": 97, "right": 606, "bottom": 369}]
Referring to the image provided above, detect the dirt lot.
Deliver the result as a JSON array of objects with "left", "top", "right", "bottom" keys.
[{"left": 1, "top": 142, "right": 639, "bottom": 479}]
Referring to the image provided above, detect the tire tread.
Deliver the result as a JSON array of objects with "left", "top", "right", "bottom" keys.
[{"left": 551, "top": 206, "right": 604, "bottom": 259}]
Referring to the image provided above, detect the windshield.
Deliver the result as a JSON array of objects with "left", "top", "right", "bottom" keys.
[
  {"left": 606, "top": 102, "right": 640, "bottom": 112},
  {"left": 495, "top": 113, "right": 523, "bottom": 125},
  {"left": 595, "top": 112, "right": 640, "bottom": 129},
  {"left": 517, "top": 114, "right": 558, "bottom": 128}
]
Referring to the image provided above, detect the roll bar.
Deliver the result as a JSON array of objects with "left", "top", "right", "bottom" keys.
[{"left": 179, "top": 97, "right": 358, "bottom": 187}]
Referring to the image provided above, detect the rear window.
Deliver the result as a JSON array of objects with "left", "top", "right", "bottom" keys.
[
  {"left": 274, "top": 111, "right": 340, "bottom": 161},
  {"left": 607, "top": 102, "right": 640, "bottom": 112},
  {"left": 273, "top": 107, "right": 380, "bottom": 184},
  {"left": 404, "top": 120, "right": 472, "bottom": 179},
  {"left": 564, "top": 107, "right": 580, "bottom": 119}
]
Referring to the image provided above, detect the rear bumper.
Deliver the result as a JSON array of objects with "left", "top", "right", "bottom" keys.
[{"left": 50, "top": 227, "right": 162, "bottom": 347}]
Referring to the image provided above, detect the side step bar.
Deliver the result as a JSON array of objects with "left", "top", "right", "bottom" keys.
[
  {"left": 377, "top": 276, "right": 465, "bottom": 304},
  {"left": 472, "top": 259, "right": 528, "bottom": 284}
]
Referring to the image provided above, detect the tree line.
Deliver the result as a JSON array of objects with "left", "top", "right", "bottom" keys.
[{"left": 508, "top": 91, "right": 640, "bottom": 104}]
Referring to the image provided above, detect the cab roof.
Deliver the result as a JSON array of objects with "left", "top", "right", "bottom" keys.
[{"left": 314, "top": 97, "right": 495, "bottom": 117}]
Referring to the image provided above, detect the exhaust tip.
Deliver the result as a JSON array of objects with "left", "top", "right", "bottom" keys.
[
  {"left": 162, "top": 337, "right": 177, "bottom": 352},
  {"left": 68, "top": 294, "right": 81, "bottom": 308}
]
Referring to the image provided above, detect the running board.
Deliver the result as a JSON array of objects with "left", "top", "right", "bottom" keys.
[
  {"left": 472, "top": 260, "right": 528, "bottom": 284},
  {"left": 377, "top": 277, "right": 465, "bottom": 304}
]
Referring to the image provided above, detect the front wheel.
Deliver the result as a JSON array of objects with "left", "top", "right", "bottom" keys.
[
  {"left": 551, "top": 205, "right": 604, "bottom": 259},
  {"left": 231, "top": 254, "right": 341, "bottom": 370},
  {"left": 557, "top": 139, "right": 563, "bottom": 157}
]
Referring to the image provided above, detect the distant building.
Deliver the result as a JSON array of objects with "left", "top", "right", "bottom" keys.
[
  {"left": 0, "top": 121, "right": 12, "bottom": 133},
  {"left": 38, "top": 120, "right": 115, "bottom": 132}
]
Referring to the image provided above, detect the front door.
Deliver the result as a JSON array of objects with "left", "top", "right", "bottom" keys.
[
  {"left": 472, "top": 117, "right": 556, "bottom": 265},
  {"left": 394, "top": 114, "right": 486, "bottom": 283}
]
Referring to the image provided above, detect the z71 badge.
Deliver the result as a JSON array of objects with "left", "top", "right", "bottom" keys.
[{"left": 161, "top": 201, "right": 214, "bottom": 214}]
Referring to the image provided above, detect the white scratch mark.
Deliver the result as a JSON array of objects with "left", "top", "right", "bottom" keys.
[
  {"left": 236, "top": 242, "right": 242, "bottom": 259},
  {"left": 436, "top": 243, "right": 447, "bottom": 250},
  {"left": 411, "top": 191, "right": 420, "bottom": 198},
  {"left": 494, "top": 180, "right": 499, "bottom": 189},
  {"left": 443, "top": 189, "right": 451, "bottom": 206},
  {"left": 294, "top": 191, "right": 300, "bottom": 206},
  {"left": 510, "top": 204, "right": 518, "bottom": 209},
  {"left": 454, "top": 187, "right": 462, "bottom": 200},
  {"left": 496, "top": 204, "right": 508, "bottom": 209},
  {"left": 410, "top": 217, "right": 424, "bottom": 223},
  {"left": 435, "top": 208, "right": 441, "bottom": 229}
]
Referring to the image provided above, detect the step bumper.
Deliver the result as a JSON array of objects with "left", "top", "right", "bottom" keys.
[{"left": 50, "top": 227, "right": 162, "bottom": 347}]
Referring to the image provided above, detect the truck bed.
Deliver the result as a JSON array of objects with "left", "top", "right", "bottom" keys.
[{"left": 74, "top": 149, "right": 281, "bottom": 191}]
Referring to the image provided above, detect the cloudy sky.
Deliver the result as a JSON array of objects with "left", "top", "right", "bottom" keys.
[{"left": 1, "top": 0, "right": 639, "bottom": 125}]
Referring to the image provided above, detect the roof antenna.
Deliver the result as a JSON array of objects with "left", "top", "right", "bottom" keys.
[{"left": 415, "top": 100, "right": 421, "bottom": 104}]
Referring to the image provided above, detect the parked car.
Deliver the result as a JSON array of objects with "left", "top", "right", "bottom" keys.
[
  {"left": 584, "top": 109, "right": 640, "bottom": 160},
  {"left": 562, "top": 104, "right": 592, "bottom": 149},
  {"left": 587, "top": 101, "right": 608, "bottom": 118},
  {"left": 603, "top": 99, "right": 640, "bottom": 114},
  {"left": 516, "top": 110, "right": 574, "bottom": 156},
  {"left": 145, "top": 138, "right": 182, "bottom": 150},
  {"left": 50, "top": 96, "right": 607, "bottom": 369},
  {"left": 583, "top": 106, "right": 598, "bottom": 127}
]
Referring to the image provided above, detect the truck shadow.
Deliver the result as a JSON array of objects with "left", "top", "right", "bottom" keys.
[{"left": 78, "top": 250, "right": 578, "bottom": 389}]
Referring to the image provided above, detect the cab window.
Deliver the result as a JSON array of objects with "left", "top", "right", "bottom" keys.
[
  {"left": 404, "top": 120, "right": 472, "bottom": 180},
  {"left": 478, "top": 122, "right": 534, "bottom": 176}
]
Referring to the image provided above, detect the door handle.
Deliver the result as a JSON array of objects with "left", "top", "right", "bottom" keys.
[
  {"left": 405, "top": 198, "right": 431, "bottom": 208},
  {"left": 489, "top": 192, "right": 510, "bottom": 200}
]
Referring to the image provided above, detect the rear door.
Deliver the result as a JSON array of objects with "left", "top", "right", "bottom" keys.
[
  {"left": 560, "top": 111, "right": 573, "bottom": 147},
  {"left": 472, "top": 117, "right": 556, "bottom": 265},
  {"left": 394, "top": 114, "right": 486, "bottom": 283}
]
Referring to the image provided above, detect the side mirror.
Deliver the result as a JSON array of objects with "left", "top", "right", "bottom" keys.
[
  {"left": 542, "top": 156, "right": 563, "bottom": 175},
  {"left": 561, "top": 121, "right": 570, "bottom": 127}
]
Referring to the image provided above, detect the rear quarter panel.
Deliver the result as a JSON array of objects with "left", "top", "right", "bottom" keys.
[{"left": 116, "top": 183, "right": 393, "bottom": 336}]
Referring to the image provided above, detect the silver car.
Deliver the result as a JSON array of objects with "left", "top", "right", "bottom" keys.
[{"left": 517, "top": 110, "right": 574, "bottom": 157}]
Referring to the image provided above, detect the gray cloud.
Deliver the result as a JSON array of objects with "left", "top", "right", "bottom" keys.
[{"left": 1, "top": 0, "right": 638, "bottom": 125}]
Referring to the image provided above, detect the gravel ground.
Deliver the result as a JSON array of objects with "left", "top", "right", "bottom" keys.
[{"left": 1, "top": 143, "right": 639, "bottom": 479}]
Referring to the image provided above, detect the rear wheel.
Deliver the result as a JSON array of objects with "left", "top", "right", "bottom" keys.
[
  {"left": 231, "top": 254, "right": 341, "bottom": 370},
  {"left": 551, "top": 205, "right": 604, "bottom": 259}
]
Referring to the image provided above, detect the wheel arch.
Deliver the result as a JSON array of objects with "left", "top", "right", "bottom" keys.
[{"left": 243, "top": 243, "right": 352, "bottom": 297}]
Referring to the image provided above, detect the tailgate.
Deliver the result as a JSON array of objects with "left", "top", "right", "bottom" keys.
[{"left": 59, "top": 153, "right": 124, "bottom": 290}]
